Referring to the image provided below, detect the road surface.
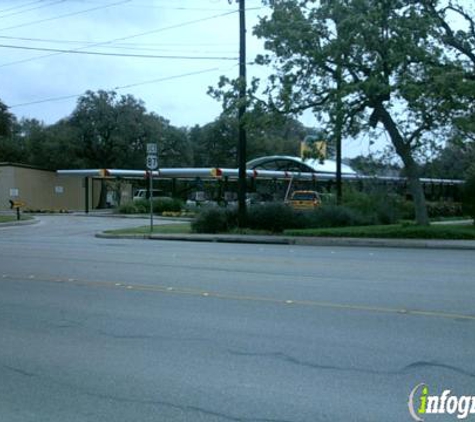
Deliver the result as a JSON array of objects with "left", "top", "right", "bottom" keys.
[{"left": 0, "top": 216, "right": 474, "bottom": 421}]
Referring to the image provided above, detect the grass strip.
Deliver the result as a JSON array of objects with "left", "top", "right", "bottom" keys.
[
  {"left": 0, "top": 215, "right": 33, "bottom": 223},
  {"left": 105, "top": 223, "right": 192, "bottom": 235}
]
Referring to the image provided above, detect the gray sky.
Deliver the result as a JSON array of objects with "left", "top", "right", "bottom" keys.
[
  {"left": 0, "top": 0, "right": 378, "bottom": 158},
  {"left": 0, "top": 0, "right": 272, "bottom": 125}
]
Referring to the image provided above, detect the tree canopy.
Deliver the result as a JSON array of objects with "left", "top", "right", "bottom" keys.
[
  {"left": 1, "top": 90, "right": 313, "bottom": 171},
  {"left": 249, "top": 0, "right": 475, "bottom": 224},
  {"left": 0, "top": 99, "right": 14, "bottom": 138},
  {"left": 0, "top": 99, "right": 19, "bottom": 162},
  {"left": 418, "top": 0, "right": 475, "bottom": 141},
  {"left": 190, "top": 107, "right": 310, "bottom": 168},
  {"left": 0, "top": 91, "right": 195, "bottom": 171}
]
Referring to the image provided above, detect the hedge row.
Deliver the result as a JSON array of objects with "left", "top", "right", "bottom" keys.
[
  {"left": 118, "top": 198, "right": 183, "bottom": 214},
  {"left": 192, "top": 203, "right": 373, "bottom": 234},
  {"left": 191, "top": 198, "right": 468, "bottom": 234}
]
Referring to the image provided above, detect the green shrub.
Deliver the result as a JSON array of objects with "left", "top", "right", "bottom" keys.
[
  {"left": 375, "top": 195, "right": 416, "bottom": 224},
  {"left": 135, "top": 203, "right": 148, "bottom": 213},
  {"left": 397, "top": 200, "right": 415, "bottom": 220},
  {"left": 246, "top": 202, "right": 296, "bottom": 233},
  {"left": 343, "top": 188, "right": 405, "bottom": 224},
  {"left": 192, "top": 207, "right": 238, "bottom": 233},
  {"left": 304, "top": 205, "right": 372, "bottom": 228},
  {"left": 152, "top": 198, "right": 183, "bottom": 214},
  {"left": 244, "top": 203, "right": 373, "bottom": 232},
  {"left": 118, "top": 202, "right": 138, "bottom": 214},
  {"left": 120, "top": 198, "right": 184, "bottom": 214},
  {"left": 343, "top": 188, "right": 377, "bottom": 215},
  {"left": 426, "top": 201, "right": 464, "bottom": 218},
  {"left": 134, "top": 199, "right": 150, "bottom": 213},
  {"left": 193, "top": 203, "right": 377, "bottom": 234}
]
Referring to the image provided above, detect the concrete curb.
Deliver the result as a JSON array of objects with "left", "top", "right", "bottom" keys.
[
  {"left": 0, "top": 217, "right": 39, "bottom": 228},
  {"left": 95, "top": 232, "right": 475, "bottom": 250}
]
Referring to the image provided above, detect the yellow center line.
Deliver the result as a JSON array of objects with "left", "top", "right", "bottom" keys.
[{"left": 2, "top": 274, "right": 475, "bottom": 321}]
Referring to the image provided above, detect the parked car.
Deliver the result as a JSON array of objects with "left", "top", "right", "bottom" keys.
[{"left": 287, "top": 190, "right": 322, "bottom": 210}]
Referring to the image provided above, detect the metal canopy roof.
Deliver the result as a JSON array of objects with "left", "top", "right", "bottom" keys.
[{"left": 56, "top": 167, "right": 464, "bottom": 185}]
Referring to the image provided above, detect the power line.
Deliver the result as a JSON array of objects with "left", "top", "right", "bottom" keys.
[
  {"left": 0, "top": 0, "right": 132, "bottom": 32},
  {"left": 0, "top": 35, "right": 237, "bottom": 48},
  {"left": 114, "top": 67, "right": 224, "bottom": 90},
  {"left": 0, "top": 43, "right": 237, "bottom": 60},
  {"left": 67, "top": 0, "right": 237, "bottom": 12},
  {"left": 0, "top": 35, "right": 237, "bottom": 54},
  {"left": 0, "top": 0, "right": 66, "bottom": 20},
  {"left": 8, "top": 67, "right": 225, "bottom": 109},
  {"left": 0, "top": 9, "right": 244, "bottom": 68},
  {"left": 0, "top": 0, "right": 44, "bottom": 15}
]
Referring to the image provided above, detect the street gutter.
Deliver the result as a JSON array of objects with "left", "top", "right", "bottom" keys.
[{"left": 95, "top": 232, "right": 475, "bottom": 250}]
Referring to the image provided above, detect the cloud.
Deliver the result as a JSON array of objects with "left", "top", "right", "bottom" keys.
[{"left": 1, "top": 0, "right": 250, "bottom": 127}]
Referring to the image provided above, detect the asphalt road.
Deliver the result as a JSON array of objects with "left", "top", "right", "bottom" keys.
[{"left": 0, "top": 216, "right": 474, "bottom": 422}]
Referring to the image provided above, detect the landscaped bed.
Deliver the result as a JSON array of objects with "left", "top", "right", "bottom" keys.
[{"left": 103, "top": 222, "right": 475, "bottom": 240}]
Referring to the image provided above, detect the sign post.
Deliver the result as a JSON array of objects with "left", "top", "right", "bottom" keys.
[
  {"left": 146, "top": 143, "right": 158, "bottom": 233},
  {"left": 9, "top": 200, "right": 26, "bottom": 221}
]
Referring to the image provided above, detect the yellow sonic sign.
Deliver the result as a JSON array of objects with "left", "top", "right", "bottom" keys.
[
  {"left": 300, "top": 135, "right": 327, "bottom": 160},
  {"left": 300, "top": 140, "right": 327, "bottom": 160}
]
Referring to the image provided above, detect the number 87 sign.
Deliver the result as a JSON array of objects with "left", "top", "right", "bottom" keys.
[{"left": 146, "top": 155, "right": 158, "bottom": 170}]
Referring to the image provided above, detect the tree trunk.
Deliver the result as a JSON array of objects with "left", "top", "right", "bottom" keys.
[{"left": 374, "top": 103, "right": 430, "bottom": 225}]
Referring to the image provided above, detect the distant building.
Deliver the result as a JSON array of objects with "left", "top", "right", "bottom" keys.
[
  {"left": 3, "top": 154, "right": 460, "bottom": 212},
  {"left": 0, "top": 163, "right": 131, "bottom": 211}
]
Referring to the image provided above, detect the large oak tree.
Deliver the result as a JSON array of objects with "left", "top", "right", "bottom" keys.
[{"left": 253, "top": 0, "right": 460, "bottom": 225}]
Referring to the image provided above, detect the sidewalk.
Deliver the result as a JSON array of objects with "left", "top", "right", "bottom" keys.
[{"left": 96, "top": 231, "right": 475, "bottom": 250}]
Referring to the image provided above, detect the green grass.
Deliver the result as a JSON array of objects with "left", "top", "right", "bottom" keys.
[
  {"left": 104, "top": 223, "right": 192, "bottom": 235},
  {"left": 0, "top": 215, "right": 33, "bottom": 223},
  {"left": 104, "top": 222, "right": 475, "bottom": 240},
  {"left": 284, "top": 224, "right": 475, "bottom": 240},
  {"left": 228, "top": 228, "right": 275, "bottom": 235}
]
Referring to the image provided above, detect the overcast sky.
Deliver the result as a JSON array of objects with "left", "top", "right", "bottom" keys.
[
  {"left": 0, "top": 0, "right": 378, "bottom": 158},
  {"left": 0, "top": 1, "right": 270, "bottom": 123}
]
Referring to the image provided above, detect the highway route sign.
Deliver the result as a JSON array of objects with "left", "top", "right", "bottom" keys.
[
  {"left": 146, "top": 143, "right": 157, "bottom": 155},
  {"left": 146, "top": 154, "right": 158, "bottom": 170}
]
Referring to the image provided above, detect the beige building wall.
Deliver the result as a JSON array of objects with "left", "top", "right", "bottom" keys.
[
  {"left": 0, "top": 164, "right": 85, "bottom": 211},
  {"left": 0, "top": 164, "right": 132, "bottom": 211},
  {"left": 0, "top": 166, "right": 15, "bottom": 210}
]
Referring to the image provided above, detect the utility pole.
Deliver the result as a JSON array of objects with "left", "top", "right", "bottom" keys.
[
  {"left": 335, "top": 63, "right": 343, "bottom": 205},
  {"left": 237, "top": 0, "right": 247, "bottom": 227}
]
